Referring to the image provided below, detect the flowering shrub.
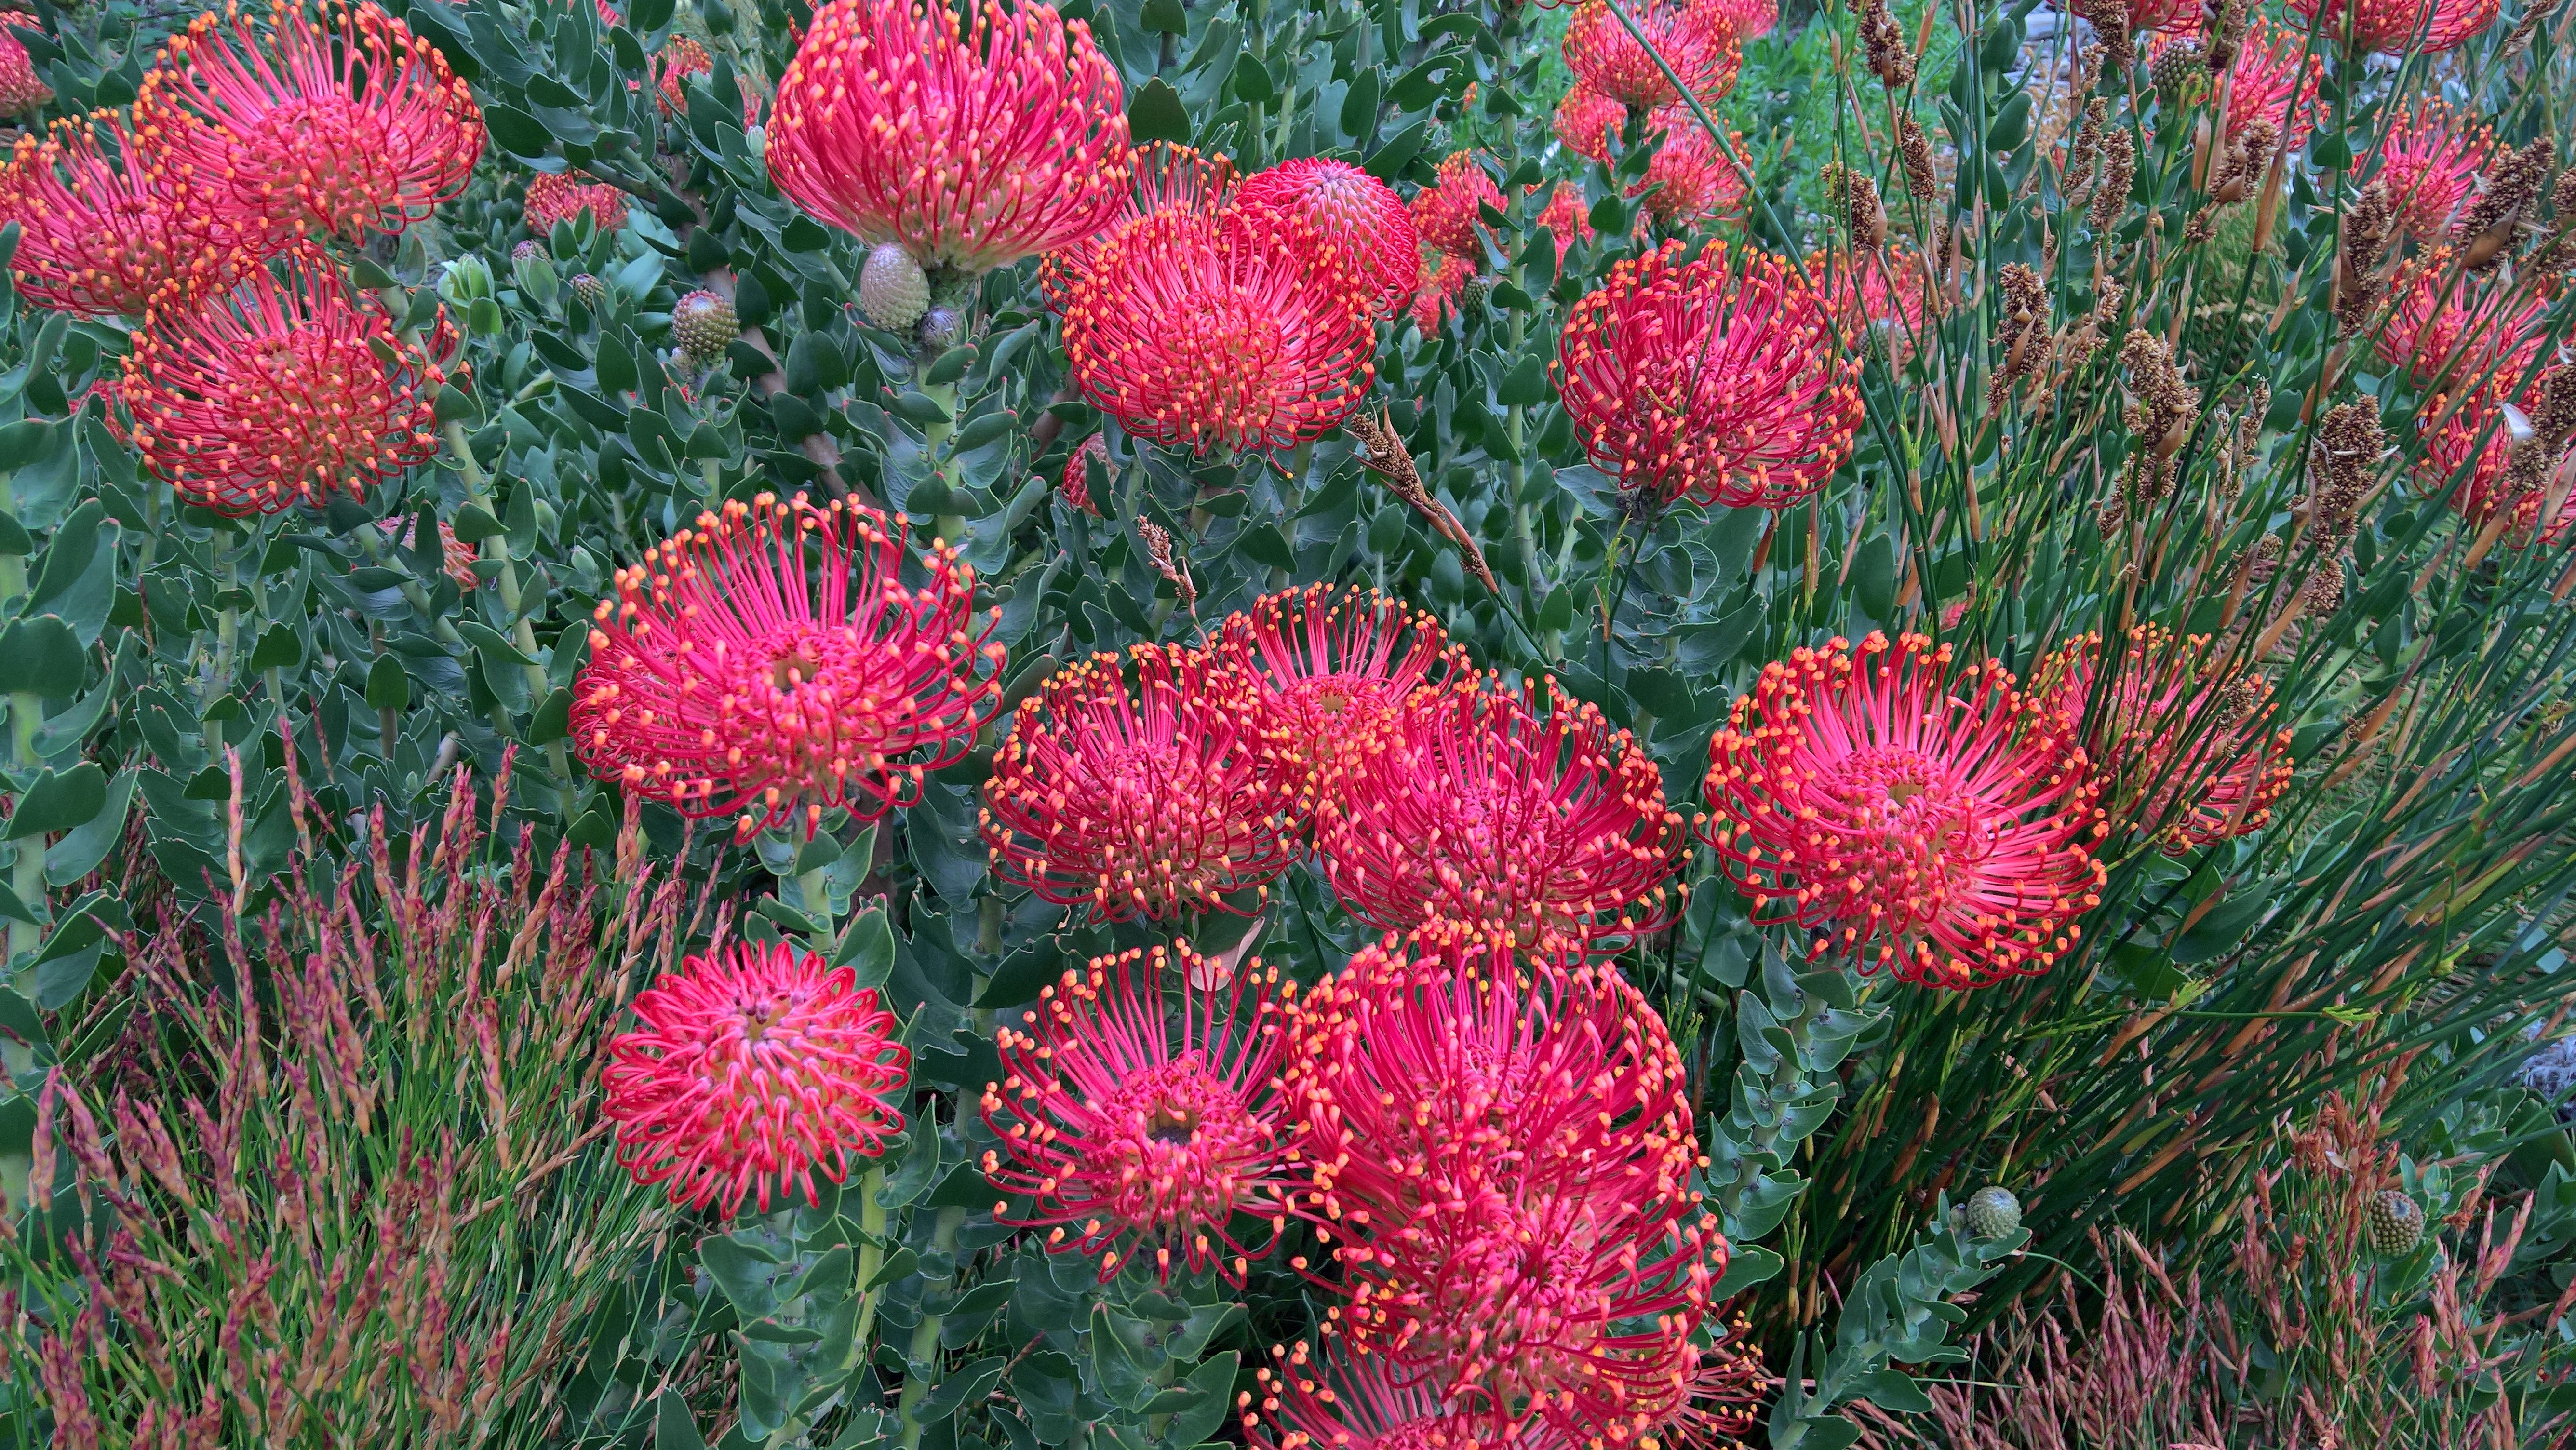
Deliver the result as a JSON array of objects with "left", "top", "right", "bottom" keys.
[{"left": 0, "top": 0, "right": 2570, "bottom": 1442}]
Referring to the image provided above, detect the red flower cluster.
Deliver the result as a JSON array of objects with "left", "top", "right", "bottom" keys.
[
  {"left": 1561, "top": 0, "right": 1740, "bottom": 110},
  {"left": 1703, "top": 631, "right": 2107, "bottom": 989},
  {"left": 1409, "top": 251, "right": 1471, "bottom": 335},
  {"left": 655, "top": 36, "right": 762, "bottom": 125},
  {"left": 0, "top": 116, "right": 258, "bottom": 318},
  {"left": 603, "top": 940, "right": 910, "bottom": 1217},
  {"left": 981, "top": 944, "right": 1296, "bottom": 1282},
  {"left": 377, "top": 513, "right": 481, "bottom": 591},
  {"left": 1558, "top": 238, "right": 1863, "bottom": 510},
  {"left": 1234, "top": 156, "right": 1422, "bottom": 317},
  {"left": 1810, "top": 243, "right": 1931, "bottom": 365},
  {"left": 112, "top": 253, "right": 454, "bottom": 516},
  {"left": 1039, "top": 140, "right": 1238, "bottom": 309},
  {"left": 765, "top": 0, "right": 1132, "bottom": 276},
  {"left": 2425, "top": 388, "right": 2576, "bottom": 548},
  {"left": 2370, "top": 99, "right": 2491, "bottom": 243},
  {"left": 1223, "top": 583, "right": 1467, "bottom": 797},
  {"left": 1536, "top": 182, "right": 1597, "bottom": 269},
  {"left": 572, "top": 492, "right": 1007, "bottom": 838},
  {"left": 2040, "top": 629, "right": 2294, "bottom": 855},
  {"left": 1408, "top": 150, "right": 1505, "bottom": 261},
  {"left": 2291, "top": 0, "right": 2496, "bottom": 51},
  {"left": 2152, "top": 16, "right": 2320, "bottom": 148},
  {"left": 1059, "top": 430, "right": 1110, "bottom": 514},
  {"left": 1554, "top": 84, "right": 1624, "bottom": 167},
  {"left": 2374, "top": 249, "right": 2548, "bottom": 388},
  {"left": 1636, "top": 112, "right": 1746, "bottom": 228},
  {"left": 0, "top": 24, "right": 52, "bottom": 116},
  {"left": 523, "top": 170, "right": 631, "bottom": 236}
]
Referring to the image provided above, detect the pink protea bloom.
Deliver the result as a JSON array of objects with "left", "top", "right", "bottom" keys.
[
  {"left": 114, "top": 252, "right": 454, "bottom": 516},
  {"left": 134, "top": 0, "right": 481, "bottom": 245},
  {"left": 1409, "top": 250, "right": 1471, "bottom": 335},
  {"left": 1703, "top": 631, "right": 2107, "bottom": 989},
  {"left": 1061, "top": 208, "right": 1377, "bottom": 455},
  {"left": 0, "top": 114, "right": 259, "bottom": 317},
  {"left": 2425, "top": 387, "right": 2576, "bottom": 548},
  {"left": 1556, "top": 237, "right": 1862, "bottom": 510},
  {"left": 1536, "top": 183, "right": 1597, "bottom": 270},
  {"left": 2039, "top": 627, "right": 2294, "bottom": 855},
  {"left": 1700, "top": 0, "right": 1777, "bottom": 39},
  {"left": 1038, "top": 140, "right": 1237, "bottom": 310},
  {"left": 1280, "top": 933, "right": 1723, "bottom": 1448},
  {"left": 1408, "top": 150, "right": 1506, "bottom": 261},
  {"left": 980, "top": 943, "right": 1295, "bottom": 1283},
  {"left": 1059, "top": 431, "right": 1109, "bottom": 514},
  {"left": 2370, "top": 98, "right": 2491, "bottom": 242},
  {"left": 1243, "top": 1343, "right": 1519, "bottom": 1450},
  {"left": 1221, "top": 583, "right": 1470, "bottom": 796},
  {"left": 655, "top": 36, "right": 762, "bottom": 125},
  {"left": 378, "top": 514, "right": 481, "bottom": 591},
  {"left": 1315, "top": 677, "right": 1685, "bottom": 947},
  {"left": 765, "top": 0, "right": 1131, "bottom": 276},
  {"left": 603, "top": 940, "right": 909, "bottom": 1217},
  {"left": 1808, "top": 243, "right": 1931, "bottom": 365},
  {"left": 2373, "top": 249, "right": 2548, "bottom": 388},
  {"left": 1636, "top": 111, "right": 1746, "bottom": 228},
  {"left": 2151, "top": 17, "right": 2320, "bottom": 148},
  {"left": 0, "top": 24, "right": 52, "bottom": 116},
  {"left": 523, "top": 170, "right": 630, "bottom": 235},
  {"left": 1233, "top": 156, "right": 1423, "bottom": 318},
  {"left": 1554, "top": 83, "right": 1625, "bottom": 167},
  {"left": 2290, "top": 0, "right": 2496, "bottom": 51},
  {"left": 571, "top": 493, "right": 1006, "bottom": 838},
  {"left": 1561, "top": 0, "right": 1739, "bottom": 110},
  {"left": 982, "top": 644, "right": 1309, "bottom": 921}
]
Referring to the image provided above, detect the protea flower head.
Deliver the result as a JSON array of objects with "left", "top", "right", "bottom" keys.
[
  {"left": 2038, "top": 628, "right": 2294, "bottom": 855},
  {"left": 656, "top": 36, "right": 762, "bottom": 125},
  {"left": 523, "top": 170, "right": 630, "bottom": 236},
  {"left": 1702, "top": 0, "right": 1777, "bottom": 38},
  {"left": 1233, "top": 156, "right": 1423, "bottom": 317},
  {"left": 1220, "top": 583, "right": 1469, "bottom": 796},
  {"left": 1561, "top": 0, "right": 1739, "bottom": 110},
  {"left": 1809, "top": 242, "right": 1931, "bottom": 364},
  {"left": 1408, "top": 150, "right": 1506, "bottom": 261},
  {"left": 2151, "top": 17, "right": 2320, "bottom": 148},
  {"left": 1410, "top": 250, "right": 1471, "bottom": 335},
  {"left": 0, "top": 114, "right": 258, "bottom": 317},
  {"left": 602, "top": 940, "right": 909, "bottom": 1217},
  {"left": 1315, "top": 676, "right": 1685, "bottom": 948},
  {"left": 2370, "top": 98, "right": 2492, "bottom": 242},
  {"left": 980, "top": 943, "right": 1295, "bottom": 1283},
  {"left": 1242, "top": 1344, "right": 1518, "bottom": 1450},
  {"left": 134, "top": 0, "right": 481, "bottom": 245},
  {"left": 1060, "top": 208, "right": 1376, "bottom": 456},
  {"left": 1703, "top": 631, "right": 2108, "bottom": 989},
  {"left": 571, "top": 492, "right": 1006, "bottom": 838},
  {"left": 1280, "top": 931, "right": 1724, "bottom": 1448},
  {"left": 1060, "top": 431, "right": 1109, "bottom": 514},
  {"left": 1536, "top": 182, "right": 1597, "bottom": 269},
  {"left": 378, "top": 513, "right": 480, "bottom": 591},
  {"left": 981, "top": 644, "right": 1310, "bottom": 922},
  {"left": 2374, "top": 249, "right": 2547, "bottom": 388},
  {"left": 113, "top": 253, "right": 451, "bottom": 515},
  {"left": 2426, "top": 387, "right": 2576, "bottom": 547},
  {"left": 1554, "top": 83, "right": 1624, "bottom": 167},
  {"left": 0, "top": 24, "right": 52, "bottom": 116},
  {"left": 765, "top": 0, "right": 1131, "bottom": 277},
  {"left": 1037, "top": 140, "right": 1237, "bottom": 310},
  {"left": 1636, "top": 111, "right": 1746, "bottom": 228},
  {"left": 2290, "top": 0, "right": 2496, "bottom": 52},
  {"left": 1557, "top": 237, "right": 1863, "bottom": 510}
]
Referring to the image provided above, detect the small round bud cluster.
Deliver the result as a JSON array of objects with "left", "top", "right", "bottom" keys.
[
  {"left": 1962, "top": 1185, "right": 2024, "bottom": 1239},
  {"left": 672, "top": 289, "right": 738, "bottom": 361},
  {"left": 2368, "top": 1189, "right": 2425, "bottom": 1256},
  {"left": 859, "top": 242, "right": 933, "bottom": 329}
]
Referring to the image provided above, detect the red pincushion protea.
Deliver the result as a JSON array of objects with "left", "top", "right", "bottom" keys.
[
  {"left": 378, "top": 514, "right": 480, "bottom": 591},
  {"left": 134, "top": 0, "right": 480, "bottom": 245},
  {"left": 1408, "top": 150, "right": 1505, "bottom": 261},
  {"left": 1221, "top": 583, "right": 1469, "bottom": 796},
  {"left": 116, "top": 254, "right": 451, "bottom": 515},
  {"left": 1409, "top": 250, "right": 1470, "bottom": 335},
  {"left": 572, "top": 493, "right": 1006, "bottom": 837},
  {"left": 1234, "top": 157, "right": 1422, "bottom": 317},
  {"left": 2290, "top": 0, "right": 2496, "bottom": 51},
  {"left": 1315, "top": 677, "right": 1684, "bottom": 947},
  {"left": 1561, "top": 0, "right": 1738, "bottom": 110},
  {"left": 602, "top": 940, "right": 909, "bottom": 1217},
  {"left": 1061, "top": 209, "right": 1376, "bottom": 456},
  {"left": 1038, "top": 141, "right": 1237, "bottom": 310},
  {"left": 523, "top": 171, "right": 630, "bottom": 235},
  {"left": 0, "top": 24, "right": 51, "bottom": 115},
  {"left": 1636, "top": 111, "right": 1745, "bottom": 228},
  {"left": 1243, "top": 1344, "right": 1518, "bottom": 1450},
  {"left": 656, "top": 36, "right": 762, "bottom": 125},
  {"left": 1280, "top": 933, "right": 1722, "bottom": 1447},
  {"left": 1557, "top": 237, "right": 1862, "bottom": 510},
  {"left": 2371, "top": 99, "right": 2491, "bottom": 242},
  {"left": 1701, "top": 0, "right": 1777, "bottom": 38},
  {"left": 980, "top": 943, "right": 1294, "bottom": 1282},
  {"left": 2426, "top": 388, "right": 2576, "bottom": 547},
  {"left": 1059, "top": 431, "right": 1109, "bottom": 514},
  {"left": 0, "top": 116, "right": 257, "bottom": 317},
  {"left": 1536, "top": 183, "right": 1597, "bottom": 269},
  {"left": 1554, "top": 83, "right": 1624, "bottom": 167},
  {"left": 2373, "top": 249, "right": 2548, "bottom": 388},
  {"left": 765, "top": 0, "right": 1130, "bottom": 275},
  {"left": 1702, "top": 631, "right": 2107, "bottom": 989},
  {"left": 1809, "top": 243, "right": 1931, "bottom": 364},
  {"left": 2040, "top": 628, "right": 2293, "bottom": 855},
  {"left": 981, "top": 644, "right": 1309, "bottom": 921},
  {"left": 2152, "top": 17, "right": 2320, "bottom": 148}
]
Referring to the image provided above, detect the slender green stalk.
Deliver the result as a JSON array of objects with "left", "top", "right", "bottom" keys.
[
  {"left": 441, "top": 420, "right": 571, "bottom": 783},
  {"left": 895, "top": 1204, "right": 967, "bottom": 1450}
]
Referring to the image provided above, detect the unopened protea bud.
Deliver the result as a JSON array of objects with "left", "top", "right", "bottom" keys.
[
  {"left": 571, "top": 273, "right": 605, "bottom": 309},
  {"left": 1461, "top": 273, "right": 1493, "bottom": 309},
  {"left": 2368, "top": 1189, "right": 2424, "bottom": 1255},
  {"left": 1963, "top": 1185, "right": 2023, "bottom": 1239},
  {"left": 439, "top": 254, "right": 496, "bottom": 306},
  {"left": 672, "top": 289, "right": 738, "bottom": 361},
  {"left": 918, "top": 304, "right": 967, "bottom": 352},
  {"left": 859, "top": 242, "right": 932, "bottom": 330},
  {"left": 512, "top": 239, "right": 545, "bottom": 265}
]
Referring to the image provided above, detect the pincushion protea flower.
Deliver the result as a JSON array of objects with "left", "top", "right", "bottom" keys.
[
  {"left": 2291, "top": 0, "right": 2496, "bottom": 51},
  {"left": 114, "top": 253, "right": 451, "bottom": 515},
  {"left": 1536, "top": 183, "right": 1597, "bottom": 268},
  {"left": 1315, "top": 677, "right": 1684, "bottom": 947},
  {"left": 2373, "top": 249, "right": 2547, "bottom": 388},
  {"left": 982, "top": 644, "right": 1309, "bottom": 921},
  {"left": 1060, "top": 209, "right": 1376, "bottom": 456},
  {"left": 1234, "top": 156, "right": 1422, "bottom": 317},
  {"left": 1280, "top": 932, "right": 1724, "bottom": 1448},
  {"left": 378, "top": 514, "right": 480, "bottom": 591},
  {"left": 1637, "top": 112, "right": 1745, "bottom": 228},
  {"left": 1037, "top": 140, "right": 1236, "bottom": 310},
  {"left": 602, "top": 940, "right": 909, "bottom": 1217},
  {"left": 1242, "top": 1344, "right": 1517, "bottom": 1450},
  {"left": 1557, "top": 237, "right": 1862, "bottom": 510},
  {"left": 1221, "top": 583, "right": 1468, "bottom": 796},
  {"left": 765, "top": 0, "right": 1130, "bottom": 276},
  {"left": 656, "top": 36, "right": 761, "bottom": 125},
  {"left": 2425, "top": 388, "right": 2576, "bottom": 547},
  {"left": 0, "top": 24, "right": 51, "bottom": 115},
  {"left": 2370, "top": 99, "right": 2491, "bottom": 242},
  {"left": 1703, "top": 631, "right": 2107, "bottom": 989},
  {"left": 134, "top": 0, "right": 481, "bottom": 245},
  {"left": 981, "top": 943, "right": 1295, "bottom": 1283},
  {"left": 571, "top": 493, "right": 1006, "bottom": 838},
  {"left": 2151, "top": 17, "right": 2320, "bottom": 148},
  {"left": 1410, "top": 251, "right": 1471, "bottom": 335},
  {"left": 523, "top": 171, "right": 630, "bottom": 235},
  {"left": 1561, "top": 0, "right": 1738, "bottom": 110},
  {"left": 1060, "top": 431, "right": 1109, "bottom": 514},
  {"left": 1703, "top": 0, "right": 1777, "bottom": 38},
  {"left": 1809, "top": 242, "right": 1931, "bottom": 364},
  {"left": 0, "top": 116, "right": 257, "bottom": 317},
  {"left": 1408, "top": 150, "right": 1506, "bottom": 260},
  {"left": 2039, "top": 628, "right": 2294, "bottom": 855},
  {"left": 1554, "top": 83, "right": 1624, "bottom": 167}
]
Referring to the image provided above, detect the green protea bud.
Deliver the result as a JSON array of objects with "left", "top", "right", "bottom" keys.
[
  {"left": 2368, "top": 1190, "right": 2424, "bottom": 1256},
  {"left": 859, "top": 242, "right": 931, "bottom": 330},
  {"left": 672, "top": 289, "right": 738, "bottom": 361},
  {"left": 918, "top": 304, "right": 966, "bottom": 353},
  {"left": 512, "top": 239, "right": 545, "bottom": 265},
  {"left": 438, "top": 255, "right": 495, "bottom": 306},
  {"left": 571, "top": 273, "right": 606, "bottom": 309},
  {"left": 1461, "top": 273, "right": 1494, "bottom": 309},
  {"left": 1963, "top": 1185, "right": 2022, "bottom": 1240}
]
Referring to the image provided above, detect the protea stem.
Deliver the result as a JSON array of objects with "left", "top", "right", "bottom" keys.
[
  {"left": 895, "top": 1205, "right": 967, "bottom": 1450},
  {"left": 441, "top": 419, "right": 570, "bottom": 783}
]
